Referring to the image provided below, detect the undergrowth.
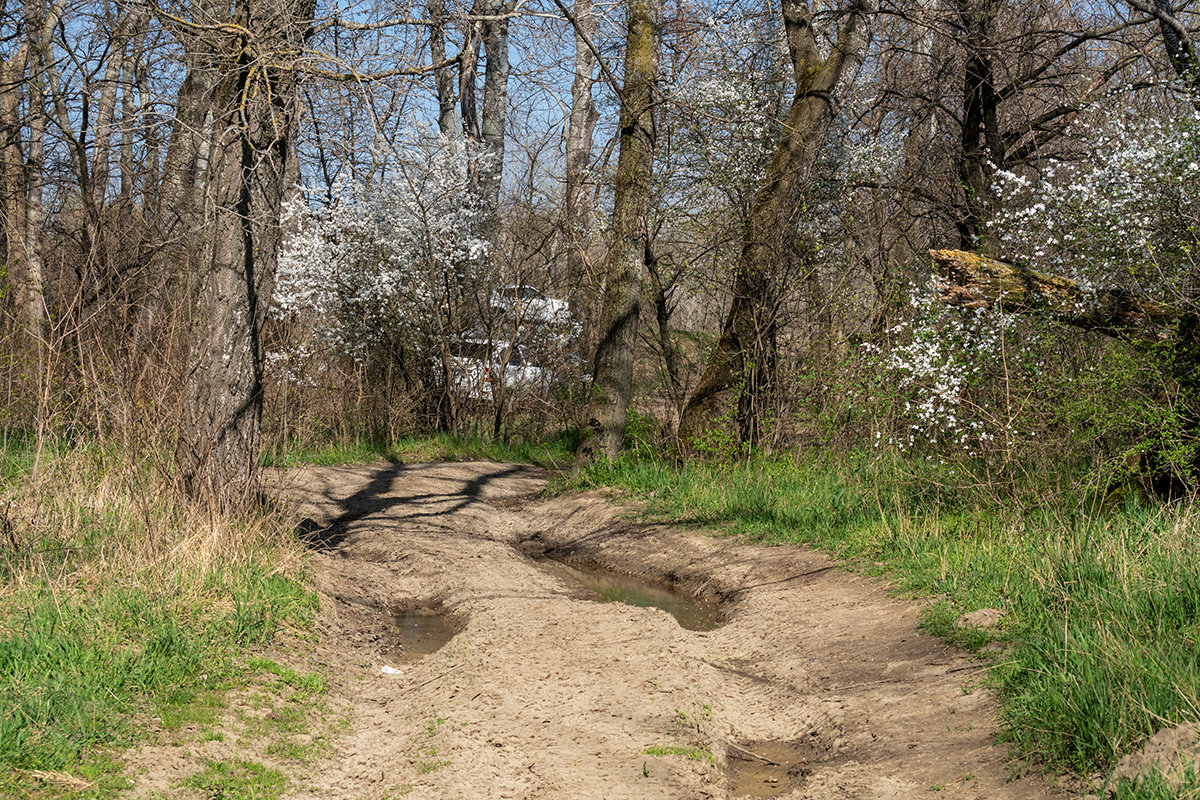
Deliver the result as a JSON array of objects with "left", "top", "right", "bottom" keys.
[
  {"left": 261, "top": 428, "right": 578, "bottom": 469},
  {"left": 0, "top": 436, "right": 318, "bottom": 796},
  {"left": 570, "top": 450, "right": 1200, "bottom": 781}
]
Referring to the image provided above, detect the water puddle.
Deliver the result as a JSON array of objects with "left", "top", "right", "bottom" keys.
[
  {"left": 727, "top": 740, "right": 815, "bottom": 797},
  {"left": 527, "top": 550, "right": 722, "bottom": 631},
  {"left": 385, "top": 606, "right": 461, "bottom": 663}
]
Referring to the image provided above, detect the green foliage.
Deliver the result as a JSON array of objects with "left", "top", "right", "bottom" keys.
[
  {"left": 642, "top": 743, "right": 714, "bottom": 762},
  {"left": 574, "top": 451, "right": 1200, "bottom": 776}
]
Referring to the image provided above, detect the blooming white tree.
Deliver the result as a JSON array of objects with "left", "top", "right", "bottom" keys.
[
  {"left": 271, "top": 134, "right": 491, "bottom": 384},
  {"left": 888, "top": 104, "right": 1200, "bottom": 485}
]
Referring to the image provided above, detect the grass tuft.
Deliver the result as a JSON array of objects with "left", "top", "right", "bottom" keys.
[{"left": 181, "top": 758, "right": 288, "bottom": 800}]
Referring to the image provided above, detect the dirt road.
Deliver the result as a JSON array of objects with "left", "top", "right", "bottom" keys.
[{"left": 283, "top": 461, "right": 1066, "bottom": 800}]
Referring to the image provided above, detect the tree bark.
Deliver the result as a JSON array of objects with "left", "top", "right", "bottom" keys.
[
  {"left": 89, "top": 6, "right": 135, "bottom": 226},
  {"left": 0, "top": 35, "right": 28, "bottom": 295},
  {"left": 564, "top": 0, "right": 600, "bottom": 324},
  {"left": 159, "top": 0, "right": 317, "bottom": 500},
  {"left": 477, "top": 0, "right": 510, "bottom": 241},
  {"left": 575, "top": 0, "right": 662, "bottom": 463},
  {"left": 677, "top": 0, "right": 875, "bottom": 450},
  {"left": 428, "top": 0, "right": 461, "bottom": 137},
  {"left": 956, "top": 0, "right": 1002, "bottom": 251},
  {"left": 460, "top": 7, "right": 482, "bottom": 142},
  {"left": 21, "top": 0, "right": 53, "bottom": 348}
]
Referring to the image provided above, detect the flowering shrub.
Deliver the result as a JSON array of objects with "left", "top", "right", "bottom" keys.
[
  {"left": 666, "top": 72, "right": 778, "bottom": 194},
  {"left": 859, "top": 105, "right": 1200, "bottom": 486},
  {"left": 988, "top": 107, "right": 1200, "bottom": 303},
  {"left": 272, "top": 135, "right": 490, "bottom": 373},
  {"left": 858, "top": 281, "right": 1064, "bottom": 463}
]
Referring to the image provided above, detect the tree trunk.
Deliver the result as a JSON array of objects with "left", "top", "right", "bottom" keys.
[
  {"left": 929, "top": 248, "right": 1183, "bottom": 338},
  {"left": 564, "top": 0, "right": 600, "bottom": 327},
  {"left": 428, "top": 0, "right": 461, "bottom": 137},
  {"left": 478, "top": 0, "right": 510, "bottom": 241},
  {"left": 0, "top": 36, "right": 28, "bottom": 295},
  {"left": 90, "top": 8, "right": 133, "bottom": 226},
  {"left": 460, "top": 7, "right": 482, "bottom": 142},
  {"left": 1128, "top": 0, "right": 1200, "bottom": 98},
  {"left": 677, "top": 0, "right": 875, "bottom": 450},
  {"left": 956, "top": 0, "right": 1002, "bottom": 251},
  {"left": 575, "top": 0, "right": 662, "bottom": 463},
  {"left": 161, "top": 0, "right": 317, "bottom": 500},
  {"left": 22, "top": 0, "right": 51, "bottom": 348},
  {"left": 646, "top": 242, "right": 686, "bottom": 425}
]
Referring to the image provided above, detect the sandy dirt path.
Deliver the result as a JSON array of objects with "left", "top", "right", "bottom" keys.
[{"left": 282, "top": 461, "right": 1068, "bottom": 800}]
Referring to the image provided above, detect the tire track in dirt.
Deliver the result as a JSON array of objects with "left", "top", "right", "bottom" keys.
[{"left": 283, "top": 461, "right": 1070, "bottom": 800}]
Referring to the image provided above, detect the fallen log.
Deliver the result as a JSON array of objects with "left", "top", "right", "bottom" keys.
[
  {"left": 928, "top": 249, "right": 1185, "bottom": 341},
  {"left": 930, "top": 248, "right": 1200, "bottom": 497}
]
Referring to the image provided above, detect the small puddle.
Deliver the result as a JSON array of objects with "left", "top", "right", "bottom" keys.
[
  {"left": 527, "top": 550, "right": 722, "bottom": 631},
  {"left": 385, "top": 606, "right": 461, "bottom": 662},
  {"left": 727, "top": 740, "right": 815, "bottom": 798}
]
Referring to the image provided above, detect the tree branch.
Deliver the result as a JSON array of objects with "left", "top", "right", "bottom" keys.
[{"left": 929, "top": 249, "right": 1184, "bottom": 341}]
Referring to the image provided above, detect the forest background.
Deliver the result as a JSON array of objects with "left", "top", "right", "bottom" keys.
[{"left": 3, "top": 0, "right": 1200, "bottom": 794}]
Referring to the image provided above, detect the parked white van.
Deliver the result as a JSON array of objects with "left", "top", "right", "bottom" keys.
[
  {"left": 490, "top": 286, "right": 571, "bottom": 325},
  {"left": 443, "top": 338, "right": 549, "bottom": 400}
]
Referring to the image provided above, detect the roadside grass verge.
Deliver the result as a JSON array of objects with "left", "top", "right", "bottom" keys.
[
  {"left": 0, "top": 437, "right": 318, "bottom": 797},
  {"left": 570, "top": 451, "right": 1200, "bottom": 782}
]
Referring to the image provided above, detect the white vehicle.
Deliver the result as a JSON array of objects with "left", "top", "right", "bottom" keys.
[
  {"left": 491, "top": 285, "right": 571, "bottom": 325},
  {"left": 443, "top": 338, "right": 548, "bottom": 400}
]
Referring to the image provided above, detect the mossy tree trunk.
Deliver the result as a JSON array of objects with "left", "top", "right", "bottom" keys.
[
  {"left": 575, "top": 0, "right": 661, "bottom": 463},
  {"left": 677, "top": 0, "right": 875, "bottom": 451}
]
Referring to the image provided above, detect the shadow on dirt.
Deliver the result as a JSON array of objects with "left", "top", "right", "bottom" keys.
[{"left": 296, "top": 461, "right": 539, "bottom": 552}]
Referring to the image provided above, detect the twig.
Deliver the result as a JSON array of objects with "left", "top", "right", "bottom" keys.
[
  {"left": 400, "top": 664, "right": 461, "bottom": 694},
  {"left": 726, "top": 742, "right": 781, "bottom": 766}
]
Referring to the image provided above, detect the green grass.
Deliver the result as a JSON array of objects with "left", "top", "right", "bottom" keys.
[
  {"left": 261, "top": 429, "right": 579, "bottom": 469},
  {"left": 642, "top": 743, "right": 714, "bottom": 762},
  {"left": 181, "top": 758, "right": 288, "bottom": 800},
  {"left": 1110, "top": 764, "right": 1200, "bottom": 799},
  {"left": 237, "top": 657, "right": 333, "bottom": 765},
  {"left": 570, "top": 451, "right": 1200, "bottom": 779},
  {"left": 0, "top": 439, "right": 320, "bottom": 796},
  {"left": 0, "top": 567, "right": 316, "bottom": 771}
]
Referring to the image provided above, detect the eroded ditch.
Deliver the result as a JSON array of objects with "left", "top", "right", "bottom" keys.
[{"left": 519, "top": 543, "right": 724, "bottom": 631}]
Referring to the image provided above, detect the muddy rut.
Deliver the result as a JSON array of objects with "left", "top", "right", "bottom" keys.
[{"left": 284, "top": 461, "right": 1066, "bottom": 800}]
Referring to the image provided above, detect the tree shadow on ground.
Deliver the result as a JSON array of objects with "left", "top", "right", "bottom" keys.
[{"left": 297, "top": 461, "right": 539, "bottom": 552}]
